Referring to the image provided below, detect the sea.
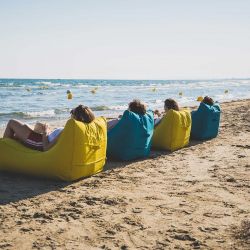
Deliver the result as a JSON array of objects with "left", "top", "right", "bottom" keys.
[{"left": 0, "top": 78, "right": 250, "bottom": 129}]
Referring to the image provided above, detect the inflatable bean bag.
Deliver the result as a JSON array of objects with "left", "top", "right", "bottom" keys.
[
  {"left": 191, "top": 102, "right": 221, "bottom": 140},
  {"left": 0, "top": 117, "right": 107, "bottom": 181},
  {"left": 152, "top": 109, "right": 191, "bottom": 151},
  {"left": 107, "top": 110, "right": 154, "bottom": 161}
]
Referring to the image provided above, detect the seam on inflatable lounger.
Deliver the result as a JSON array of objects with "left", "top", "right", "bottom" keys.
[
  {"left": 70, "top": 120, "right": 75, "bottom": 179},
  {"left": 183, "top": 111, "right": 190, "bottom": 146},
  {"left": 170, "top": 111, "right": 174, "bottom": 150}
]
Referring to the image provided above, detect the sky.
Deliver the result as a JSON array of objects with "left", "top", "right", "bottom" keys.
[{"left": 0, "top": 0, "right": 249, "bottom": 79}]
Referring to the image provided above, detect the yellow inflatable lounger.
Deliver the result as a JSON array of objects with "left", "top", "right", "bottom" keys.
[
  {"left": 152, "top": 109, "right": 191, "bottom": 151},
  {"left": 0, "top": 117, "right": 107, "bottom": 181}
]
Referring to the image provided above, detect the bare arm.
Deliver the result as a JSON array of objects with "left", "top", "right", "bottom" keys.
[
  {"left": 42, "top": 124, "right": 60, "bottom": 152},
  {"left": 43, "top": 134, "right": 60, "bottom": 151},
  {"left": 154, "top": 109, "right": 161, "bottom": 117}
]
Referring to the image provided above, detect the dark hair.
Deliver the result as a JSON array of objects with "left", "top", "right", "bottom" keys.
[
  {"left": 202, "top": 96, "right": 214, "bottom": 106},
  {"left": 164, "top": 98, "right": 180, "bottom": 111},
  {"left": 128, "top": 99, "right": 146, "bottom": 115},
  {"left": 70, "top": 105, "right": 95, "bottom": 123}
]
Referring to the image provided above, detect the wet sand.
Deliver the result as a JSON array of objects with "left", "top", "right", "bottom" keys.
[{"left": 0, "top": 99, "right": 250, "bottom": 249}]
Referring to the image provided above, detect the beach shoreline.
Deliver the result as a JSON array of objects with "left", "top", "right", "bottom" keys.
[
  {"left": 1, "top": 98, "right": 249, "bottom": 137},
  {"left": 0, "top": 99, "right": 249, "bottom": 249},
  {"left": 1, "top": 78, "right": 250, "bottom": 132}
]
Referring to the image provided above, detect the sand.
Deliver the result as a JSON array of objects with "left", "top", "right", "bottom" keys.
[{"left": 0, "top": 99, "right": 249, "bottom": 249}]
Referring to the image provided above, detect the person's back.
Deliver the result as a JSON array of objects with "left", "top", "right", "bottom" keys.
[
  {"left": 154, "top": 98, "right": 180, "bottom": 127},
  {"left": 107, "top": 100, "right": 154, "bottom": 160},
  {"left": 152, "top": 99, "right": 191, "bottom": 151},
  {"left": 191, "top": 96, "right": 221, "bottom": 140}
]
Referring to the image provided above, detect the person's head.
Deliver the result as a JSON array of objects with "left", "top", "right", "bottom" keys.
[
  {"left": 202, "top": 96, "right": 214, "bottom": 106},
  {"left": 128, "top": 99, "right": 147, "bottom": 115},
  {"left": 34, "top": 122, "right": 45, "bottom": 133},
  {"left": 70, "top": 105, "right": 95, "bottom": 123},
  {"left": 164, "top": 98, "right": 180, "bottom": 111}
]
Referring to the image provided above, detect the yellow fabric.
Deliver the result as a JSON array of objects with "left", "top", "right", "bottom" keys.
[
  {"left": 0, "top": 117, "right": 107, "bottom": 181},
  {"left": 152, "top": 109, "right": 191, "bottom": 151}
]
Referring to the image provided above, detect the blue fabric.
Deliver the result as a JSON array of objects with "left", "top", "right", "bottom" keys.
[
  {"left": 107, "top": 110, "right": 154, "bottom": 160},
  {"left": 48, "top": 127, "right": 64, "bottom": 142},
  {"left": 191, "top": 102, "right": 221, "bottom": 140}
]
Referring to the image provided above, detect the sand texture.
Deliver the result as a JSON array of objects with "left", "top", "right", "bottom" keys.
[{"left": 0, "top": 99, "right": 250, "bottom": 249}]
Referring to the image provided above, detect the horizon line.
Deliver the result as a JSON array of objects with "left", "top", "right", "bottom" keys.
[{"left": 0, "top": 77, "right": 249, "bottom": 81}]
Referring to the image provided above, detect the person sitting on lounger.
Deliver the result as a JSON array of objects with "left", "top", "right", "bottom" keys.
[
  {"left": 3, "top": 105, "right": 95, "bottom": 151},
  {"left": 107, "top": 99, "right": 147, "bottom": 130},
  {"left": 154, "top": 98, "right": 180, "bottom": 126},
  {"left": 202, "top": 96, "right": 214, "bottom": 106}
]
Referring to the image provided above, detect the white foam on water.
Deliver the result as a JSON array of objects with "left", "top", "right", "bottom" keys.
[
  {"left": 1, "top": 78, "right": 250, "bottom": 127},
  {"left": 75, "top": 84, "right": 89, "bottom": 88},
  {"left": 35, "top": 81, "right": 53, "bottom": 85},
  {"left": 109, "top": 104, "right": 128, "bottom": 111},
  {"left": 25, "top": 110, "right": 56, "bottom": 118},
  {"left": 154, "top": 99, "right": 163, "bottom": 104}
]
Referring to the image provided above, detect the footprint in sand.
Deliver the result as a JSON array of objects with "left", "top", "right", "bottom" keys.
[
  {"left": 173, "top": 234, "right": 196, "bottom": 241},
  {"left": 224, "top": 176, "right": 236, "bottom": 182},
  {"left": 232, "top": 144, "right": 250, "bottom": 149},
  {"left": 0, "top": 243, "right": 12, "bottom": 248},
  {"left": 198, "top": 226, "right": 218, "bottom": 233},
  {"left": 132, "top": 207, "right": 142, "bottom": 213},
  {"left": 203, "top": 212, "right": 224, "bottom": 218},
  {"left": 123, "top": 216, "right": 145, "bottom": 230},
  {"left": 238, "top": 154, "right": 246, "bottom": 158},
  {"left": 20, "top": 227, "right": 35, "bottom": 232},
  {"left": 33, "top": 212, "right": 53, "bottom": 220}
]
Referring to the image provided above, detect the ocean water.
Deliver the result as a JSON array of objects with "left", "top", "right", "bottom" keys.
[{"left": 0, "top": 78, "right": 250, "bottom": 129}]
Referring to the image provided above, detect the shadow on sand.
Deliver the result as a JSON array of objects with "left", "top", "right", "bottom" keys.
[
  {"left": 0, "top": 139, "right": 205, "bottom": 205},
  {"left": 0, "top": 172, "right": 69, "bottom": 205}
]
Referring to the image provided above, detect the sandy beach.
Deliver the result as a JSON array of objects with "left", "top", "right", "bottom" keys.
[{"left": 0, "top": 99, "right": 249, "bottom": 249}]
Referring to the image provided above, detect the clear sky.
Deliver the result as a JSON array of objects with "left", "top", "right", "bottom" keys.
[{"left": 0, "top": 0, "right": 249, "bottom": 79}]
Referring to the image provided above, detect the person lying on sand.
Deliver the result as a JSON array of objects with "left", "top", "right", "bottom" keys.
[
  {"left": 107, "top": 99, "right": 148, "bottom": 130},
  {"left": 154, "top": 98, "right": 180, "bottom": 127},
  {"left": 3, "top": 105, "right": 95, "bottom": 151}
]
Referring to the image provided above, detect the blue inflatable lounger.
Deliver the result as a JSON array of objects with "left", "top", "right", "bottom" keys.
[
  {"left": 107, "top": 110, "right": 154, "bottom": 161},
  {"left": 191, "top": 102, "right": 221, "bottom": 140}
]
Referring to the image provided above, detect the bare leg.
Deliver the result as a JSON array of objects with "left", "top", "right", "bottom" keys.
[{"left": 3, "top": 119, "right": 32, "bottom": 142}]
